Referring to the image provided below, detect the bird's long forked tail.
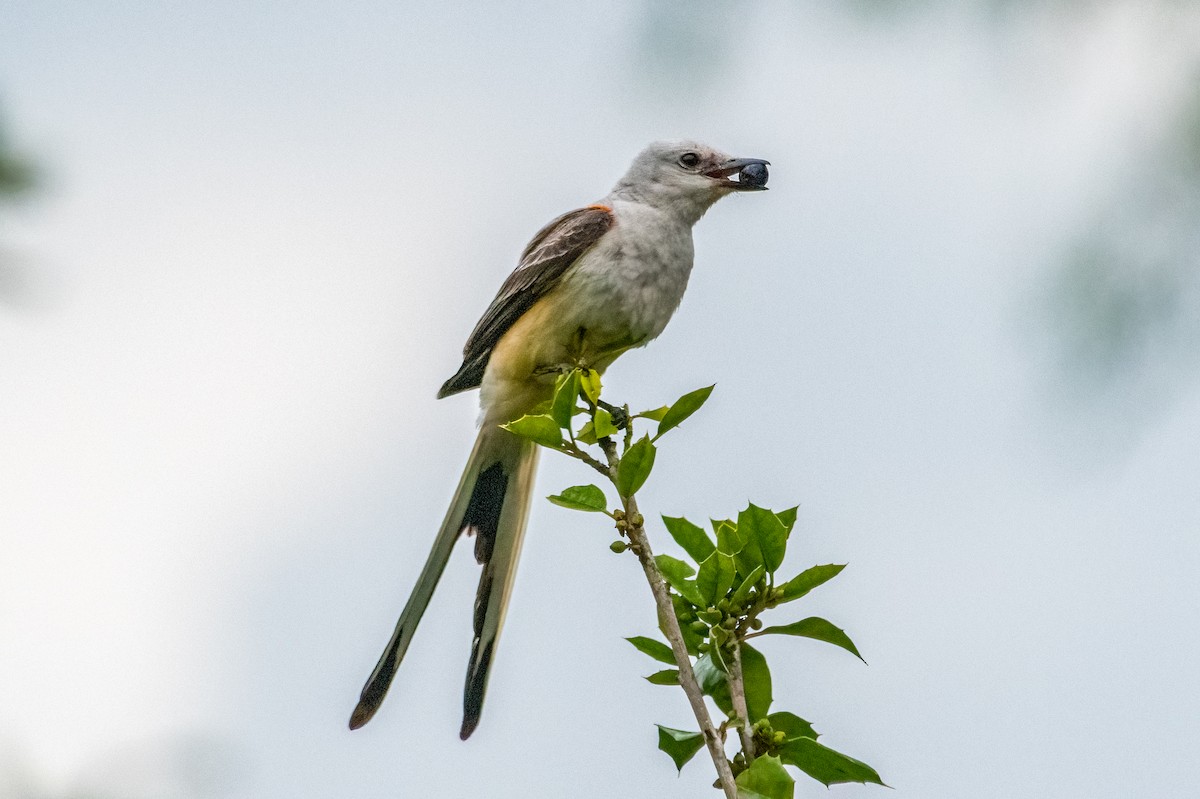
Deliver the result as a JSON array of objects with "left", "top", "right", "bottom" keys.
[{"left": 349, "top": 425, "right": 539, "bottom": 738}]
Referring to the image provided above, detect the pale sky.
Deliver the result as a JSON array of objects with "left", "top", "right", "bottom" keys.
[{"left": 3, "top": 2, "right": 1199, "bottom": 797}]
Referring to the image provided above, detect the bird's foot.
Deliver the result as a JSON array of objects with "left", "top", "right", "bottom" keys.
[
  {"left": 532, "top": 363, "right": 578, "bottom": 377},
  {"left": 597, "top": 399, "right": 629, "bottom": 430}
]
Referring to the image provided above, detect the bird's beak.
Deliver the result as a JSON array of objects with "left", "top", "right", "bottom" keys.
[{"left": 703, "top": 157, "right": 770, "bottom": 191}]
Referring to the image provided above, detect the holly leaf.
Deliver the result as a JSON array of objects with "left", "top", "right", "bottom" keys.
[
  {"left": 579, "top": 368, "right": 602, "bottom": 403},
  {"left": 546, "top": 484, "right": 609, "bottom": 513},
  {"left": 757, "top": 617, "right": 865, "bottom": 662},
  {"left": 500, "top": 414, "right": 563, "bottom": 448},
  {"left": 655, "top": 726, "right": 705, "bottom": 773},
  {"left": 767, "top": 711, "right": 819, "bottom": 742},
  {"left": 777, "top": 564, "right": 845, "bottom": 603},
  {"left": 626, "top": 636, "right": 675, "bottom": 665},
  {"left": 730, "top": 565, "right": 765, "bottom": 607},
  {"left": 654, "top": 554, "right": 704, "bottom": 606},
  {"left": 654, "top": 384, "right": 714, "bottom": 440},
  {"left": 575, "top": 420, "right": 597, "bottom": 445},
  {"left": 593, "top": 406, "right": 618, "bottom": 439},
  {"left": 738, "top": 504, "right": 787, "bottom": 574},
  {"left": 739, "top": 643, "right": 773, "bottom": 721},
  {"left": 550, "top": 370, "right": 580, "bottom": 429},
  {"left": 693, "top": 653, "right": 732, "bottom": 713},
  {"left": 662, "top": 515, "right": 716, "bottom": 562},
  {"left": 735, "top": 755, "right": 795, "bottom": 799},
  {"left": 779, "top": 738, "right": 886, "bottom": 787},
  {"left": 775, "top": 505, "right": 798, "bottom": 537},
  {"left": 713, "top": 519, "right": 738, "bottom": 555},
  {"left": 695, "top": 551, "right": 736, "bottom": 605},
  {"left": 645, "top": 669, "right": 680, "bottom": 686},
  {"left": 616, "top": 436, "right": 656, "bottom": 498}
]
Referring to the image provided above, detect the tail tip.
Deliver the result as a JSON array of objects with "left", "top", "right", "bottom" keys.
[
  {"left": 349, "top": 702, "right": 374, "bottom": 731},
  {"left": 459, "top": 716, "right": 479, "bottom": 740}
]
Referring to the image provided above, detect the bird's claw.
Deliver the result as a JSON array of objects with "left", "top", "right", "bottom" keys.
[{"left": 597, "top": 399, "right": 629, "bottom": 430}]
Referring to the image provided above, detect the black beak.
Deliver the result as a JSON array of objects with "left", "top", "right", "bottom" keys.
[{"left": 703, "top": 157, "right": 770, "bottom": 191}]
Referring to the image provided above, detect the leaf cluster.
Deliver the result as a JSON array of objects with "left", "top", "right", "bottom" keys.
[
  {"left": 502, "top": 369, "right": 884, "bottom": 797},
  {"left": 640, "top": 506, "right": 881, "bottom": 794}
]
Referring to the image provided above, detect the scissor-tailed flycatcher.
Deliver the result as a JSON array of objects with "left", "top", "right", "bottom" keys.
[{"left": 350, "top": 140, "right": 769, "bottom": 739}]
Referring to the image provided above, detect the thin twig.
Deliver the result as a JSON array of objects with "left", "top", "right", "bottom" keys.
[
  {"left": 561, "top": 444, "right": 611, "bottom": 478},
  {"left": 728, "top": 640, "right": 756, "bottom": 762},
  {"left": 599, "top": 436, "right": 739, "bottom": 799}
]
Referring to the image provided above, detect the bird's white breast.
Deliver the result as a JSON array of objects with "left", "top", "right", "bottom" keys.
[{"left": 557, "top": 200, "right": 695, "bottom": 347}]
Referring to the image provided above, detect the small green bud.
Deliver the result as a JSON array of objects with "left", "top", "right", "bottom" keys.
[
  {"left": 609, "top": 540, "right": 628, "bottom": 553},
  {"left": 773, "top": 731, "right": 786, "bottom": 745},
  {"left": 722, "top": 617, "right": 737, "bottom": 630},
  {"left": 690, "top": 621, "right": 708, "bottom": 634},
  {"left": 750, "top": 618, "right": 763, "bottom": 630}
]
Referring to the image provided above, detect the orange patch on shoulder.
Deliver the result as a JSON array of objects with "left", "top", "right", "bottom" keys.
[{"left": 586, "top": 204, "right": 612, "bottom": 213}]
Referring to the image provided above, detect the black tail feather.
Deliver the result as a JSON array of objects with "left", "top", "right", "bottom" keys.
[
  {"left": 460, "top": 461, "right": 509, "bottom": 738},
  {"left": 464, "top": 462, "right": 506, "bottom": 563}
]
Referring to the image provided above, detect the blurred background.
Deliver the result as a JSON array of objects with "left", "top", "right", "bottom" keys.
[{"left": 3, "top": 1, "right": 1199, "bottom": 797}]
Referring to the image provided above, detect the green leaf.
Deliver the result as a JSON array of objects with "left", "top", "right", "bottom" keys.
[
  {"left": 757, "top": 617, "right": 865, "bottom": 662},
  {"left": 546, "top": 484, "right": 609, "bottom": 513},
  {"left": 500, "top": 414, "right": 563, "bottom": 448},
  {"left": 775, "top": 506, "right": 798, "bottom": 537},
  {"left": 593, "top": 406, "right": 618, "bottom": 438},
  {"left": 616, "top": 436, "right": 656, "bottom": 498},
  {"left": 645, "top": 669, "right": 680, "bottom": 685},
  {"left": 738, "top": 504, "right": 788, "bottom": 574},
  {"left": 723, "top": 518, "right": 763, "bottom": 577},
  {"left": 626, "top": 636, "right": 675, "bottom": 665},
  {"left": 735, "top": 755, "right": 795, "bottom": 799},
  {"left": 636, "top": 405, "right": 669, "bottom": 422},
  {"left": 693, "top": 653, "right": 732, "bottom": 713},
  {"left": 730, "top": 565, "right": 766, "bottom": 606},
  {"left": 779, "top": 737, "right": 885, "bottom": 787},
  {"left": 777, "top": 564, "right": 845, "bottom": 603},
  {"left": 767, "top": 711, "right": 818, "bottom": 742},
  {"left": 575, "top": 420, "right": 597, "bottom": 445},
  {"left": 662, "top": 515, "right": 716, "bottom": 562},
  {"left": 739, "top": 643, "right": 773, "bottom": 721},
  {"left": 695, "top": 551, "right": 736, "bottom": 605},
  {"left": 580, "top": 368, "right": 602, "bottom": 403},
  {"left": 654, "top": 384, "right": 715, "bottom": 440},
  {"left": 655, "top": 554, "right": 705, "bottom": 606},
  {"left": 655, "top": 726, "right": 705, "bottom": 773},
  {"left": 713, "top": 520, "right": 738, "bottom": 555},
  {"left": 655, "top": 553, "right": 695, "bottom": 580},
  {"left": 550, "top": 370, "right": 581, "bottom": 429}
]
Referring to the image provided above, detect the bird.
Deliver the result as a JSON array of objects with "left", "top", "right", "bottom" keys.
[{"left": 349, "top": 140, "right": 769, "bottom": 739}]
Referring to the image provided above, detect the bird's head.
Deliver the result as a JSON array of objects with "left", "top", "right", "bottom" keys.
[{"left": 611, "top": 140, "right": 769, "bottom": 221}]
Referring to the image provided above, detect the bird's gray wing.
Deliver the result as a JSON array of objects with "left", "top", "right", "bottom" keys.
[{"left": 437, "top": 204, "right": 615, "bottom": 398}]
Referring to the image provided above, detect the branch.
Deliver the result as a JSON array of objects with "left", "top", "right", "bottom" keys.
[
  {"left": 728, "top": 640, "right": 756, "bottom": 762},
  {"left": 599, "top": 436, "right": 739, "bottom": 799}
]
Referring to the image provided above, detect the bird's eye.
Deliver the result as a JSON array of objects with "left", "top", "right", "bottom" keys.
[{"left": 679, "top": 152, "right": 700, "bottom": 169}]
